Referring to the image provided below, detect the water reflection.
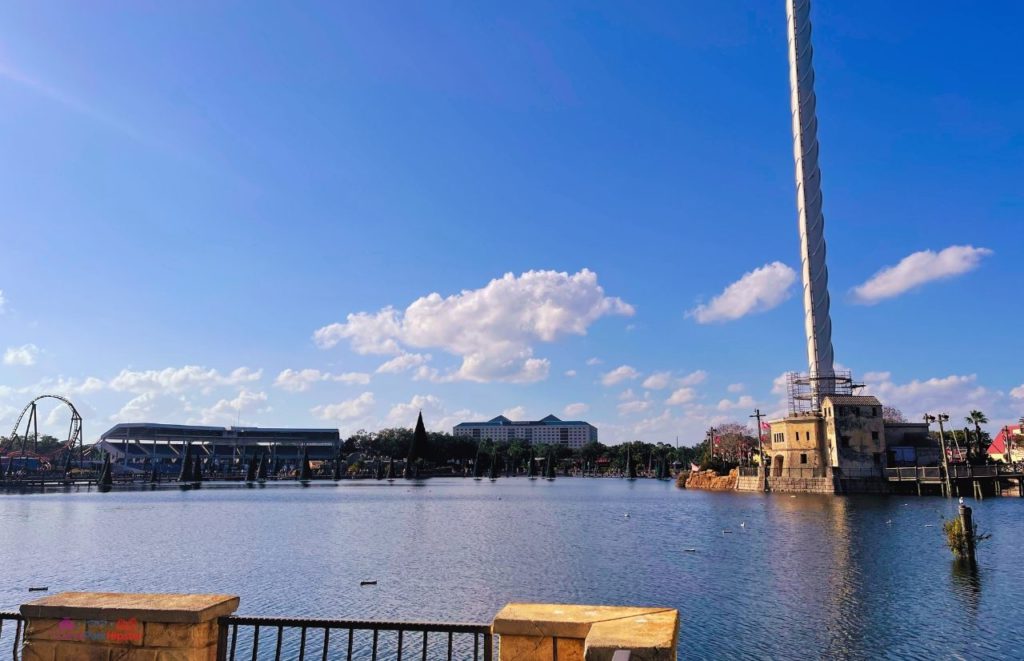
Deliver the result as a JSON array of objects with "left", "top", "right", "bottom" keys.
[
  {"left": 950, "top": 560, "right": 982, "bottom": 620},
  {"left": 0, "top": 480, "right": 1022, "bottom": 659}
]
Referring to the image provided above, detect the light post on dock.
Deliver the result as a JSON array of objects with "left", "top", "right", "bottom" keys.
[{"left": 750, "top": 408, "right": 767, "bottom": 491}]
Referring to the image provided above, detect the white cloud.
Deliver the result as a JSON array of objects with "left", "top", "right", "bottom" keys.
[
  {"left": 109, "top": 366, "right": 261, "bottom": 394},
  {"left": 862, "top": 372, "right": 990, "bottom": 420},
  {"left": 314, "top": 269, "right": 633, "bottom": 383},
  {"left": 275, "top": 369, "right": 369, "bottom": 391},
  {"left": 376, "top": 352, "right": 431, "bottom": 374},
  {"left": 503, "top": 405, "right": 527, "bottom": 420},
  {"left": 563, "top": 402, "right": 589, "bottom": 418},
  {"left": 618, "top": 400, "right": 651, "bottom": 416},
  {"left": 679, "top": 370, "right": 708, "bottom": 386},
  {"left": 586, "top": 357, "right": 603, "bottom": 366},
  {"left": 0, "top": 289, "right": 5, "bottom": 313},
  {"left": 727, "top": 383, "right": 745, "bottom": 393},
  {"left": 619, "top": 388, "right": 638, "bottom": 401},
  {"left": 602, "top": 365, "right": 640, "bottom": 386},
  {"left": 852, "top": 245, "right": 992, "bottom": 304},
  {"left": 689, "top": 262, "right": 796, "bottom": 323},
  {"left": 334, "top": 372, "right": 372, "bottom": 385},
  {"left": 383, "top": 394, "right": 480, "bottom": 432},
  {"left": 642, "top": 372, "right": 672, "bottom": 390},
  {"left": 666, "top": 388, "right": 696, "bottom": 406},
  {"left": 4, "top": 344, "right": 39, "bottom": 366},
  {"left": 564, "top": 369, "right": 577, "bottom": 377},
  {"left": 198, "top": 389, "right": 270, "bottom": 425},
  {"left": 111, "top": 392, "right": 160, "bottom": 421},
  {"left": 30, "top": 375, "right": 106, "bottom": 396},
  {"left": 716, "top": 395, "right": 756, "bottom": 411},
  {"left": 1011, "top": 385, "right": 1024, "bottom": 400},
  {"left": 275, "top": 369, "right": 326, "bottom": 392},
  {"left": 312, "top": 392, "right": 375, "bottom": 422}
]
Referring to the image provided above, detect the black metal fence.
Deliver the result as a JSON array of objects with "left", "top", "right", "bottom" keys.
[
  {"left": 0, "top": 611, "right": 22, "bottom": 660},
  {"left": 217, "top": 616, "right": 494, "bottom": 661}
]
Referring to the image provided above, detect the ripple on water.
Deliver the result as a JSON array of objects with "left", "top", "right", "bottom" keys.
[{"left": 1, "top": 480, "right": 1022, "bottom": 659}]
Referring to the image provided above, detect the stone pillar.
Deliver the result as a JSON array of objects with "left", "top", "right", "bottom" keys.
[
  {"left": 19, "top": 591, "right": 239, "bottom": 661},
  {"left": 492, "top": 603, "right": 678, "bottom": 661}
]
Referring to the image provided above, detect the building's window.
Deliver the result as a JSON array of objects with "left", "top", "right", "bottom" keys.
[
  {"left": 559, "top": 428, "right": 569, "bottom": 442},
  {"left": 800, "top": 453, "right": 808, "bottom": 464},
  {"left": 871, "top": 431, "right": 879, "bottom": 441},
  {"left": 872, "top": 407, "right": 879, "bottom": 417},
  {"left": 873, "top": 453, "right": 881, "bottom": 466}
]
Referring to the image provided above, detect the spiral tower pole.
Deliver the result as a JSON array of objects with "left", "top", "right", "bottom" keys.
[{"left": 787, "top": 0, "right": 836, "bottom": 408}]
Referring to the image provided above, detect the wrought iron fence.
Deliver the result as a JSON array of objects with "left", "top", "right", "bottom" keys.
[
  {"left": 0, "top": 611, "right": 22, "bottom": 660},
  {"left": 217, "top": 615, "right": 493, "bottom": 661}
]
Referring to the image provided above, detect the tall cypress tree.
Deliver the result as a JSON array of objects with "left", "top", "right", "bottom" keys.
[
  {"left": 178, "top": 443, "right": 193, "bottom": 482},
  {"left": 406, "top": 411, "right": 428, "bottom": 479}
]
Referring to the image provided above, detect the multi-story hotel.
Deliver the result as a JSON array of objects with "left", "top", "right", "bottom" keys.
[{"left": 453, "top": 414, "right": 598, "bottom": 450}]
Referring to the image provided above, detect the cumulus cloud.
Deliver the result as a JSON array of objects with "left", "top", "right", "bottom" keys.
[
  {"left": 642, "top": 372, "right": 672, "bottom": 390},
  {"left": 109, "top": 366, "right": 261, "bottom": 394},
  {"left": 861, "top": 372, "right": 990, "bottom": 420},
  {"left": 602, "top": 365, "right": 640, "bottom": 386},
  {"left": 274, "top": 369, "right": 369, "bottom": 391},
  {"left": 716, "top": 395, "right": 756, "bottom": 411},
  {"left": 1011, "top": 385, "right": 1024, "bottom": 400},
  {"left": 4, "top": 344, "right": 39, "bottom": 366},
  {"left": 727, "top": 383, "right": 745, "bottom": 393},
  {"left": 586, "top": 357, "right": 603, "bottom": 366},
  {"left": 618, "top": 400, "right": 651, "bottom": 416},
  {"left": 679, "top": 370, "right": 708, "bottom": 386},
  {"left": 563, "top": 402, "right": 589, "bottom": 417},
  {"left": 111, "top": 392, "right": 160, "bottom": 421},
  {"left": 852, "top": 245, "right": 992, "bottom": 304},
  {"left": 384, "top": 394, "right": 481, "bottom": 432},
  {"left": 666, "top": 388, "right": 696, "bottom": 406},
  {"left": 376, "top": 353, "right": 430, "bottom": 374},
  {"left": 314, "top": 270, "right": 633, "bottom": 383},
  {"left": 312, "top": 392, "right": 375, "bottom": 422},
  {"left": 689, "top": 262, "right": 796, "bottom": 324},
  {"left": 564, "top": 370, "right": 577, "bottom": 377},
  {"left": 198, "top": 390, "right": 270, "bottom": 425},
  {"left": 503, "top": 405, "right": 527, "bottom": 420}
]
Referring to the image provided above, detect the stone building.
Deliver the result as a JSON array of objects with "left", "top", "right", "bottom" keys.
[{"left": 767, "top": 395, "right": 886, "bottom": 479}]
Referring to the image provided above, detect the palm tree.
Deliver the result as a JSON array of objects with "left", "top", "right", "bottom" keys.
[{"left": 965, "top": 410, "right": 988, "bottom": 461}]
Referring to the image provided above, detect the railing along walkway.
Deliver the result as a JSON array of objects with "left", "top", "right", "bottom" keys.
[
  {"left": 885, "top": 465, "right": 1023, "bottom": 482},
  {"left": 0, "top": 611, "right": 23, "bottom": 660},
  {"left": 218, "top": 615, "right": 493, "bottom": 661}
]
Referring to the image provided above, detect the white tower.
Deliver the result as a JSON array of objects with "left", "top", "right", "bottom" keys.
[{"left": 787, "top": 0, "right": 835, "bottom": 407}]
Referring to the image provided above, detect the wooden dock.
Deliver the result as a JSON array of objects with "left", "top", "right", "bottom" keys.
[{"left": 885, "top": 465, "right": 1024, "bottom": 498}]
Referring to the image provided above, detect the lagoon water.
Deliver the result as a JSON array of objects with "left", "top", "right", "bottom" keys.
[{"left": 1, "top": 478, "right": 1022, "bottom": 659}]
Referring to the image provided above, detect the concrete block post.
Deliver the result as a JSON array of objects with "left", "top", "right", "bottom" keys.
[
  {"left": 492, "top": 603, "right": 678, "bottom": 661},
  {"left": 19, "top": 592, "right": 239, "bottom": 661}
]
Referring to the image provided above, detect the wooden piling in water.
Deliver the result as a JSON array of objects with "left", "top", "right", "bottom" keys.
[{"left": 959, "top": 504, "right": 976, "bottom": 565}]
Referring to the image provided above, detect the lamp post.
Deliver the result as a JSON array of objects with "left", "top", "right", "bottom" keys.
[
  {"left": 750, "top": 408, "right": 767, "bottom": 491},
  {"left": 937, "top": 414, "right": 952, "bottom": 497}
]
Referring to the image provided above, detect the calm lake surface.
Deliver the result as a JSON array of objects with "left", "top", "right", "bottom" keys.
[{"left": 1, "top": 478, "right": 1022, "bottom": 659}]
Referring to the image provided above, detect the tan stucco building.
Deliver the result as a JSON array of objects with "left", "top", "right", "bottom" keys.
[{"left": 768, "top": 395, "right": 886, "bottom": 478}]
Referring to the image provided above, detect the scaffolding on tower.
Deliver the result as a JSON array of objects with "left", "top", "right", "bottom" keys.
[{"left": 785, "top": 370, "right": 860, "bottom": 416}]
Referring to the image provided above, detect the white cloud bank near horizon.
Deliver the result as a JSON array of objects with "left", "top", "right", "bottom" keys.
[
  {"left": 852, "top": 245, "right": 992, "bottom": 304},
  {"left": 3, "top": 343, "right": 38, "bottom": 366},
  {"left": 689, "top": 262, "right": 796, "bottom": 324},
  {"left": 314, "top": 269, "right": 633, "bottom": 384}
]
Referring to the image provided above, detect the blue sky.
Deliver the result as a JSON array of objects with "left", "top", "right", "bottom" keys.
[{"left": 1, "top": 1, "right": 1021, "bottom": 443}]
